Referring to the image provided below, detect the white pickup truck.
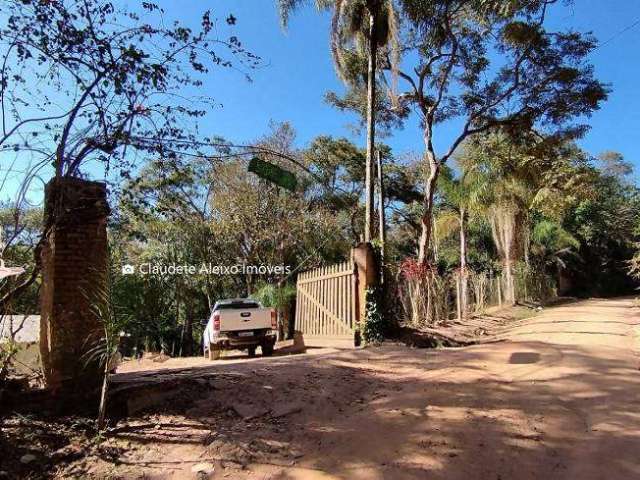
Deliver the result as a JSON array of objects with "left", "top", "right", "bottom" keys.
[{"left": 202, "top": 298, "right": 277, "bottom": 360}]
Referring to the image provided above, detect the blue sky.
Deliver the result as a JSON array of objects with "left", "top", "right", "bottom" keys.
[
  {"left": 186, "top": 0, "right": 640, "bottom": 165},
  {"left": 2, "top": 0, "right": 640, "bottom": 202}
]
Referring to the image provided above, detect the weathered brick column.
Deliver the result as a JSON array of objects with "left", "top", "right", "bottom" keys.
[{"left": 40, "top": 177, "right": 110, "bottom": 393}]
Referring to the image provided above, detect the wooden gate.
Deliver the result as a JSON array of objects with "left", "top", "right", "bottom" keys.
[{"left": 295, "top": 261, "right": 358, "bottom": 347}]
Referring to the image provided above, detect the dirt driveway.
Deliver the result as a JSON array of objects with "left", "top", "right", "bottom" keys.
[{"left": 60, "top": 298, "right": 640, "bottom": 479}]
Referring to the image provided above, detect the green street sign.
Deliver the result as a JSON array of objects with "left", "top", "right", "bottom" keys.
[{"left": 248, "top": 157, "right": 298, "bottom": 192}]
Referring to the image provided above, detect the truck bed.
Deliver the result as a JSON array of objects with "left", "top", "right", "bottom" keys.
[{"left": 218, "top": 307, "right": 272, "bottom": 332}]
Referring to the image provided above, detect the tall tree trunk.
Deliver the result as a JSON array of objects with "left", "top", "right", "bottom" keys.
[
  {"left": 176, "top": 281, "right": 182, "bottom": 356},
  {"left": 503, "top": 217, "right": 516, "bottom": 304},
  {"left": 523, "top": 224, "right": 530, "bottom": 269},
  {"left": 459, "top": 208, "right": 468, "bottom": 317},
  {"left": 490, "top": 208, "right": 517, "bottom": 305},
  {"left": 505, "top": 256, "right": 515, "bottom": 304},
  {"left": 205, "top": 281, "right": 213, "bottom": 312},
  {"left": 246, "top": 273, "right": 253, "bottom": 296},
  {"left": 376, "top": 151, "right": 386, "bottom": 260},
  {"left": 459, "top": 209, "right": 468, "bottom": 272},
  {"left": 364, "top": 9, "right": 377, "bottom": 243},
  {"left": 417, "top": 150, "right": 439, "bottom": 264},
  {"left": 431, "top": 213, "right": 439, "bottom": 262},
  {"left": 182, "top": 301, "right": 193, "bottom": 357}
]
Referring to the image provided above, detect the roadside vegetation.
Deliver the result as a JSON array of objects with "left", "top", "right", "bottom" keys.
[
  {"left": 1, "top": 1, "right": 640, "bottom": 478},
  {"left": 1, "top": 0, "right": 639, "bottom": 365}
]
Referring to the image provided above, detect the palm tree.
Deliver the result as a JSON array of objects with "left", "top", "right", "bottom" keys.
[
  {"left": 83, "top": 257, "right": 130, "bottom": 431},
  {"left": 457, "top": 132, "right": 555, "bottom": 305},
  {"left": 437, "top": 164, "right": 490, "bottom": 318},
  {"left": 278, "top": 0, "right": 397, "bottom": 242},
  {"left": 530, "top": 218, "right": 580, "bottom": 293}
]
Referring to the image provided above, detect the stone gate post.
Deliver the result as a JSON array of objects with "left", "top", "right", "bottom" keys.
[{"left": 39, "top": 177, "right": 110, "bottom": 393}]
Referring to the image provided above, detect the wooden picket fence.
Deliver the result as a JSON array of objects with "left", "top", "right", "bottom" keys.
[{"left": 295, "top": 260, "right": 358, "bottom": 347}]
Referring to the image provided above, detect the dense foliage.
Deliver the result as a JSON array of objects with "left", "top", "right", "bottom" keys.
[
  {"left": 429, "top": 134, "right": 640, "bottom": 298},
  {"left": 1, "top": 0, "right": 638, "bottom": 362}
]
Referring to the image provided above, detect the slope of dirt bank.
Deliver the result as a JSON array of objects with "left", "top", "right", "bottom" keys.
[
  {"left": 3, "top": 297, "right": 639, "bottom": 479},
  {"left": 394, "top": 303, "right": 543, "bottom": 347}
]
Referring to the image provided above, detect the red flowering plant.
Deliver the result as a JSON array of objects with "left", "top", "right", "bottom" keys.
[{"left": 399, "top": 258, "right": 436, "bottom": 280}]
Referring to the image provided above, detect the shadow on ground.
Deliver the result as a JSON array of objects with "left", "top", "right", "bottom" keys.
[{"left": 3, "top": 298, "right": 640, "bottom": 480}]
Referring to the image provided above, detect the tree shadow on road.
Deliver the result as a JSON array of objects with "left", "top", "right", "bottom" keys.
[
  {"left": 96, "top": 338, "right": 640, "bottom": 479},
  {"left": 4, "top": 335, "right": 640, "bottom": 480}
]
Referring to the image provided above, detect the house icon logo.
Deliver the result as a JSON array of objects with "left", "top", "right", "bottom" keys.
[{"left": 121, "top": 264, "right": 135, "bottom": 275}]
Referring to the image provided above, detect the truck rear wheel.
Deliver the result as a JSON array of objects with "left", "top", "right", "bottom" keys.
[
  {"left": 262, "top": 343, "right": 274, "bottom": 357},
  {"left": 208, "top": 344, "right": 221, "bottom": 360},
  {"left": 248, "top": 346, "right": 257, "bottom": 358}
]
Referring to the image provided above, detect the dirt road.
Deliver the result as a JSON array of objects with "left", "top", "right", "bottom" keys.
[{"left": 65, "top": 298, "right": 640, "bottom": 479}]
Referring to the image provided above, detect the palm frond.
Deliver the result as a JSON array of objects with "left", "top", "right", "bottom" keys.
[
  {"left": 434, "top": 210, "right": 461, "bottom": 245},
  {"left": 278, "top": 0, "right": 333, "bottom": 27}
]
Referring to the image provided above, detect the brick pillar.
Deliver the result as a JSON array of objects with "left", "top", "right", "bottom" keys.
[{"left": 39, "top": 178, "right": 110, "bottom": 393}]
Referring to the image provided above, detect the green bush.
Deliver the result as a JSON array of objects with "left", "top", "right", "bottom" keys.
[
  {"left": 362, "top": 287, "right": 385, "bottom": 344},
  {"left": 0, "top": 340, "right": 20, "bottom": 382},
  {"left": 251, "top": 283, "right": 297, "bottom": 309}
]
